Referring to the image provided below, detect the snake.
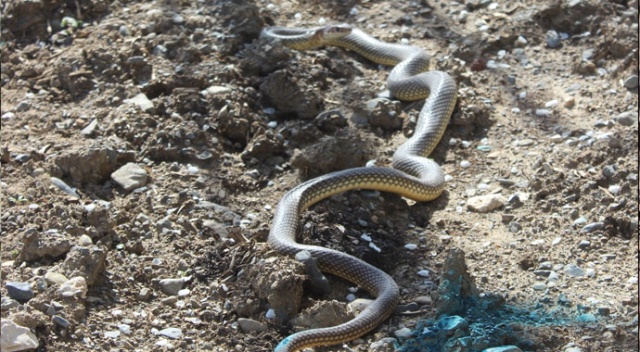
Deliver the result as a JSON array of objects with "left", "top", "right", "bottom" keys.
[{"left": 261, "top": 24, "right": 457, "bottom": 352}]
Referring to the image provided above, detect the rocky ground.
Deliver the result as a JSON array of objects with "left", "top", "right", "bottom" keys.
[{"left": 1, "top": 0, "right": 638, "bottom": 351}]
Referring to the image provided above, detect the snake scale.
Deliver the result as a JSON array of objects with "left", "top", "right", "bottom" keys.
[{"left": 261, "top": 24, "right": 457, "bottom": 352}]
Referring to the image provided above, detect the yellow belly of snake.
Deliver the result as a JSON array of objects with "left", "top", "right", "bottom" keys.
[{"left": 262, "top": 24, "right": 457, "bottom": 352}]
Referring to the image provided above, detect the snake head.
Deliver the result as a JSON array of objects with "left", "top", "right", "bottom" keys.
[{"left": 318, "top": 24, "right": 352, "bottom": 41}]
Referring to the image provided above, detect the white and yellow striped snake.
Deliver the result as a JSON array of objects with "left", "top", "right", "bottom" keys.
[{"left": 262, "top": 23, "right": 457, "bottom": 352}]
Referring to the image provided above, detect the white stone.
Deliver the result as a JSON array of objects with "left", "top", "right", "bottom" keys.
[
  {"left": 0, "top": 320, "right": 39, "bottom": 352},
  {"left": 466, "top": 194, "right": 507, "bottom": 213}
]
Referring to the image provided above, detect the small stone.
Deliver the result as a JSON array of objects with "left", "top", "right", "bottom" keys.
[
  {"left": 532, "top": 282, "right": 546, "bottom": 291},
  {"left": 124, "top": 93, "right": 154, "bottom": 112},
  {"left": 597, "top": 306, "right": 611, "bottom": 316},
  {"left": 394, "top": 327, "right": 413, "bottom": 338},
  {"left": 546, "top": 30, "right": 562, "bottom": 48},
  {"left": 460, "top": 160, "right": 471, "bottom": 168},
  {"left": 118, "top": 324, "right": 132, "bottom": 335},
  {"left": 415, "top": 295, "right": 432, "bottom": 305},
  {"left": 582, "top": 222, "right": 604, "bottom": 233},
  {"left": 201, "top": 85, "right": 232, "bottom": 97},
  {"left": 6, "top": 282, "right": 34, "bottom": 303},
  {"left": 157, "top": 327, "right": 182, "bottom": 339},
  {"left": 516, "top": 138, "right": 535, "bottom": 146},
  {"left": 137, "top": 287, "right": 151, "bottom": 301},
  {"left": 52, "top": 315, "right": 71, "bottom": 328},
  {"left": 1, "top": 296, "right": 20, "bottom": 311},
  {"left": 45, "top": 272, "right": 68, "bottom": 285},
  {"left": 158, "top": 277, "right": 189, "bottom": 296},
  {"left": 623, "top": 75, "right": 638, "bottom": 89},
  {"left": 613, "top": 111, "right": 636, "bottom": 126},
  {"left": 466, "top": 194, "right": 507, "bottom": 213},
  {"left": 111, "top": 163, "right": 148, "bottom": 191},
  {"left": 237, "top": 318, "right": 268, "bottom": 333},
  {"left": 564, "top": 264, "right": 585, "bottom": 277},
  {"left": 104, "top": 330, "right": 121, "bottom": 338},
  {"left": 535, "top": 109, "right": 552, "bottom": 116},
  {"left": 578, "top": 240, "right": 591, "bottom": 249},
  {"left": 608, "top": 185, "right": 621, "bottom": 194},
  {"left": 483, "top": 346, "right": 523, "bottom": 352}
]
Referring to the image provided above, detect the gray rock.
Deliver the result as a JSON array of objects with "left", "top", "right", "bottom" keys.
[
  {"left": 613, "top": 111, "right": 636, "bottom": 126},
  {"left": 111, "top": 163, "right": 148, "bottom": 191},
  {"left": 158, "top": 277, "right": 190, "bottom": 295},
  {"left": 578, "top": 240, "right": 591, "bottom": 249},
  {"left": 623, "top": 75, "right": 638, "bottom": 89},
  {"left": 546, "top": 30, "right": 562, "bottom": 48},
  {"left": 137, "top": 287, "right": 152, "bottom": 301},
  {"left": 564, "top": 264, "right": 586, "bottom": 277},
  {"left": 1, "top": 296, "right": 20, "bottom": 311},
  {"left": 6, "top": 282, "right": 34, "bottom": 303},
  {"left": 124, "top": 93, "right": 154, "bottom": 112},
  {"left": 80, "top": 119, "right": 99, "bottom": 137},
  {"left": 52, "top": 315, "right": 71, "bottom": 328},
  {"left": 582, "top": 222, "right": 604, "bottom": 233},
  {"left": 237, "top": 318, "right": 267, "bottom": 333},
  {"left": 13, "top": 154, "right": 30, "bottom": 163},
  {"left": 532, "top": 282, "right": 546, "bottom": 291}
]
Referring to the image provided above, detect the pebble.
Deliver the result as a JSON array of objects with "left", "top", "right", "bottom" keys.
[
  {"left": 201, "top": 85, "right": 231, "bottom": 97},
  {"left": 159, "top": 277, "right": 189, "bottom": 295},
  {"left": 157, "top": 327, "right": 182, "bottom": 339},
  {"left": 577, "top": 240, "right": 590, "bottom": 249},
  {"left": 563, "top": 264, "right": 585, "bottom": 277},
  {"left": 466, "top": 194, "right": 507, "bottom": 213},
  {"left": 44, "top": 271, "right": 69, "bottom": 285},
  {"left": 52, "top": 315, "right": 71, "bottom": 328},
  {"left": 623, "top": 75, "right": 638, "bottom": 89},
  {"left": 417, "top": 270, "right": 430, "bottom": 277},
  {"left": 460, "top": 160, "right": 471, "bottom": 168},
  {"left": 546, "top": 30, "right": 562, "bottom": 48},
  {"left": 608, "top": 185, "right": 621, "bottom": 194},
  {"left": 265, "top": 309, "right": 276, "bottom": 319},
  {"left": 404, "top": 243, "right": 417, "bottom": 250},
  {"left": 1, "top": 296, "right": 20, "bottom": 311},
  {"left": 484, "top": 346, "right": 523, "bottom": 352},
  {"left": 237, "top": 318, "right": 267, "bottom": 333},
  {"left": 613, "top": 111, "right": 636, "bottom": 126},
  {"left": 544, "top": 99, "right": 559, "bottom": 108},
  {"left": 111, "top": 163, "right": 148, "bottom": 191},
  {"left": 104, "top": 330, "right": 121, "bottom": 338},
  {"left": 532, "top": 282, "right": 546, "bottom": 291},
  {"left": 515, "top": 138, "right": 535, "bottom": 146},
  {"left": 581, "top": 222, "right": 603, "bottom": 233},
  {"left": 124, "top": 93, "right": 154, "bottom": 112},
  {"left": 118, "top": 324, "right": 132, "bottom": 335},
  {"left": 393, "top": 327, "right": 413, "bottom": 338},
  {"left": 535, "top": 109, "right": 552, "bottom": 116},
  {"left": 6, "top": 282, "right": 34, "bottom": 303},
  {"left": 138, "top": 287, "right": 152, "bottom": 301}
]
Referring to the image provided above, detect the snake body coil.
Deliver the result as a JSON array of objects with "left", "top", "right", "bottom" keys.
[{"left": 262, "top": 24, "right": 457, "bottom": 352}]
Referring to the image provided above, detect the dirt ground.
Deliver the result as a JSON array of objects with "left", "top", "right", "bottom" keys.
[{"left": 1, "top": 0, "right": 638, "bottom": 351}]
